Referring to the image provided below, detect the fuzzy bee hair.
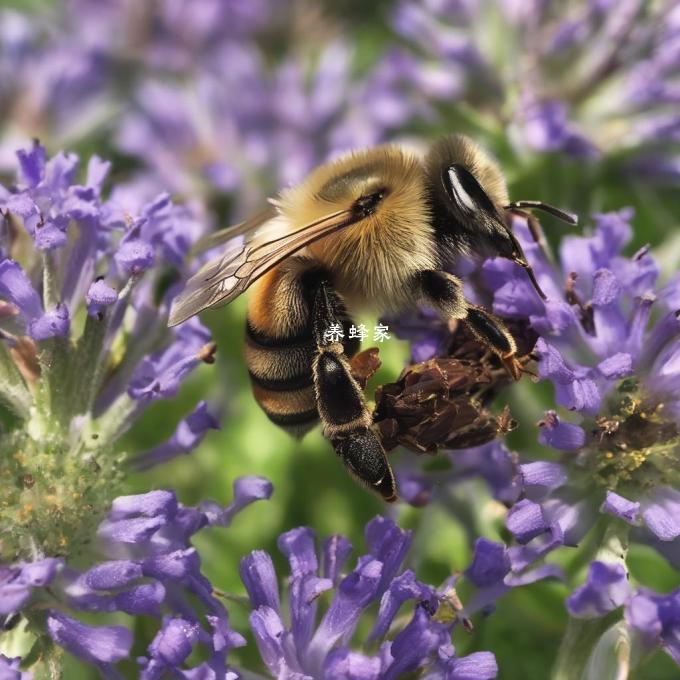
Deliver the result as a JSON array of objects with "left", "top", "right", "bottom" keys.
[{"left": 278, "top": 145, "right": 438, "bottom": 314}]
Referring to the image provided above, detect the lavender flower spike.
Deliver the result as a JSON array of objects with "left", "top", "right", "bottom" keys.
[
  {"left": 0, "top": 142, "right": 246, "bottom": 678},
  {"left": 478, "top": 209, "right": 680, "bottom": 672},
  {"left": 392, "top": 1, "right": 680, "bottom": 181},
  {"left": 2, "top": 482, "right": 269, "bottom": 677},
  {"left": 0, "top": 141, "right": 216, "bottom": 560},
  {"left": 240, "top": 516, "right": 498, "bottom": 679}
]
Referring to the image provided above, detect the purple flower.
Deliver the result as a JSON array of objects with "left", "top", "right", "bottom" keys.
[
  {"left": 462, "top": 536, "right": 563, "bottom": 618},
  {"left": 240, "top": 516, "right": 498, "bottom": 678},
  {"left": 0, "top": 144, "right": 218, "bottom": 538},
  {"left": 386, "top": 206, "right": 679, "bottom": 672},
  {"left": 0, "top": 654, "right": 32, "bottom": 680},
  {"left": 391, "top": 1, "right": 680, "bottom": 179},
  {"left": 462, "top": 210, "right": 680, "bottom": 565},
  {"left": 566, "top": 562, "right": 631, "bottom": 618},
  {"left": 115, "top": 38, "right": 420, "bottom": 206},
  {"left": 131, "top": 401, "right": 220, "bottom": 470},
  {"left": 0, "top": 0, "right": 273, "bottom": 179},
  {"left": 0, "top": 143, "right": 253, "bottom": 679},
  {"left": 0, "top": 558, "right": 61, "bottom": 615},
  {"left": 626, "top": 588, "right": 680, "bottom": 665},
  {"left": 46, "top": 611, "right": 133, "bottom": 666},
  {"left": 5, "top": 482, "right": 269, "bottom": 677},
  {"left": 560, "top": 565, "right": 680, "bottom": 668},
  {"left": 475, "top": 209, "right": 680, "bottom": 667}
]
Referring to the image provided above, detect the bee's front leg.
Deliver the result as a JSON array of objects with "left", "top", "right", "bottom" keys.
[
  {"left": 417, "top": 270, "right": 522, "bottom": 380},
  {"left": 311, "top": 281, "right": 397, "bottom": 502}
]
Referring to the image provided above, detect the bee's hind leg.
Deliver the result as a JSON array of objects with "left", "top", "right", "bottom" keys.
[
  {"left": 417, "top": 270, "right": 522, "bottom": 380},
  {"left": 311, "top": 279, "right": 397, "bottom": 502}
]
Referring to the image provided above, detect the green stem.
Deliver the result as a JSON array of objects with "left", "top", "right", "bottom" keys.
[
  {"left": 593, "top": 521, "right": 629, "bottom": 566},
  {"left": 552, "top": 521, "right": 630, "bottom": 680},
  {"left": 89, "top": 392, "right": 139, "bottom": 447},
  {"left": 35, "top": 337, "right": 71, "bottom": 432},
  {"left": 68, "top": 314, "right": 109, "bottom": 416},
  {"left": 41, "top": 253, "right": 59, "bottom": 310},
  {"left": 552, "top": 612, "right": 622, "bottom": 680}
]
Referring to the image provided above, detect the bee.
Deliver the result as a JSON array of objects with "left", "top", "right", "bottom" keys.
[{"left": 169, "top": 134, "right": 576, "bottom": 502}]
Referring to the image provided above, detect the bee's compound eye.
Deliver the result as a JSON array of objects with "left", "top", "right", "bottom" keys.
[{"left": 353, "top": 189, "right": 386, "bottom": 217}]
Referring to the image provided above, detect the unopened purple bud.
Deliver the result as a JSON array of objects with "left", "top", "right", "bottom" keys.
[{"left": 85, "top": 279, "right": 118, "bottom": 317}]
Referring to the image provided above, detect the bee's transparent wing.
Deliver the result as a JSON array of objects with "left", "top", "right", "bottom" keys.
[
  {"left": 168, "top": 208, "right": 354, "bottom": 327},
  {"left": 189, "top": 206, "right": 278, "bottom": 257}
]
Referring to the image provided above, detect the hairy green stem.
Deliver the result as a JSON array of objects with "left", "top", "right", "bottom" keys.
[
  {"left": 68, "top": 314, "right": 110, "bottom": 416},
  {"left": 552, "top": 521, "right": 630, "bottom": 680}
]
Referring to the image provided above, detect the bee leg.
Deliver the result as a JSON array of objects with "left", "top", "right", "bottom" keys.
[
  {"left": 418, "top": 270, "right": 522, "bottom": 380},
  {"left": 311, "top": 281, "right": 397, "bottom": 502}
]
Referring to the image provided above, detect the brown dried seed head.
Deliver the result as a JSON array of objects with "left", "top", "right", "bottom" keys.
[{"left": 373, "top": 356, "right": 516, "bottom": 454}]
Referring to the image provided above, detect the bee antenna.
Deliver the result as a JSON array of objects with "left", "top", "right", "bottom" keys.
[
  {"left": 499, "top": 218, "right": 548, "bottom": 301},
  {"left": 506, "top": 201, "right": 578, "bottom": 225},
  {"left": 513, "top": 255, "right": 548, "bottom": 301}
]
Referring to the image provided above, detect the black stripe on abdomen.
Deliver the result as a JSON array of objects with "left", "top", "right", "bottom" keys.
[{"left": 245, "top": 319, "right": 318, "bottom": 435}]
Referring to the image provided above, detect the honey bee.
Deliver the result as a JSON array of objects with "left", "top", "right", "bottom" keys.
[{"left": 169, "top": 134, "right": 576, "bottom": 502}]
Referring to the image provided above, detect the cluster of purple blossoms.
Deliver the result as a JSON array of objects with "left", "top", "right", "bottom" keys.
[
  {"left": 0, "top": 142, "right": 257, "bottom": 676},
  {"left": 0, "top": 478, "right": 272, "bottom": 677},
  {"left": 491, "top": 209, "right": 680, "bottom": 670},
  {"left": 484, "top": 209, "right": 679, "bottom": 558},
  {"left": 239, "top": 515, "right": 504, "bottom": 679},
  {"left": 0, "top": 0, "right": 274, "bottom": 172},
  {"left": 0, "top": 1, "right": 420, "bottom": 212},
  {"left": 392, "top": 0, "right": 680, "bottom": 180},
  {"left": 116, "top": 41, "right": 420, "bottom": 211},
  {"left": 391, "top": 207, "right": 679, "bottom": 672}
]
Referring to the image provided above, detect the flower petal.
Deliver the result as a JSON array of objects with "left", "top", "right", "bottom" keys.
[
  {"left": 46, "top": 610, "right": 132, "bottom": 664},
  {"left": 446, "top": 649, "right": 499, "bottom": 679},
  {"left": 601, "top": 491, "right": 640, "bottom": 525},
  {"left": 597, "top": 353, "right": 633, "bottom": 380},
  {"left": 84, "top": 560, "right": 142, "bottom": 590},
  {"left": 364, "top": 516, "right": 411, "bottom": 595},
  {"left": 0, "top": 654, "right": 31, "bottom": 679},
  {"left": 465, "top": 538, "right": 510, "bottom": 588},
  {"left": 520, "top": 461, "right": 569, "bottom": 499},
  {"left": 114, "top": 582, "right": 165, "bottom": 616},
  {"left": 371, "top": 570, "right": 435, "bottom": 640},
  {"left": 203, "top": 476, "right": 273, "bottom": 527},
  {"left": 323, "top": 648, "right": 381, "bottom": 680},
  {"left": 147, "top": 617, "right": 199, "bottom": 667},
  {"left": 110, "top": 490, "right": 178, "bottom": 520},
  {"left": 0, "top": 259, "right": 42, "bottom": 320},
  {"left": 240, "top": 550, "right": 281, "bottom": 613},
  {"left": 307, "top": 560, "right": 383, "bottom": 671},
  {"left": 28, "top": 304, "right": 70, "bottom": 340},
  {"left": 506, "top": 499, "right": 548, "bottom": 544},
  {"left": 382, "top": 605, "right": 446, "bottom": 680},
  {"left": 278, "top": 527, "right": 318, "bottom": 578},
  {"left": 537, "top": 411, "right": 586, "bottom": 452},
  {"left": 85, "top": 279, "right": 118, "bottom": 316},
  {"left": 642, "top": 486, "right": 680, "bottom": 541},
  {"left": 566, "top": 561, "right": 631, "bottom": 618},
  {"left": 322, "top": 535, "right": 353, "bottom": 584}
]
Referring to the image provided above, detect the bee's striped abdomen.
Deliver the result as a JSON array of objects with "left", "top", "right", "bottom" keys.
[
  {"left": 245, "top": 321, "right": 319, "bottom": 435},
  {"left": 244, "top": 261, "right": 359, "bottom": 437}
]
